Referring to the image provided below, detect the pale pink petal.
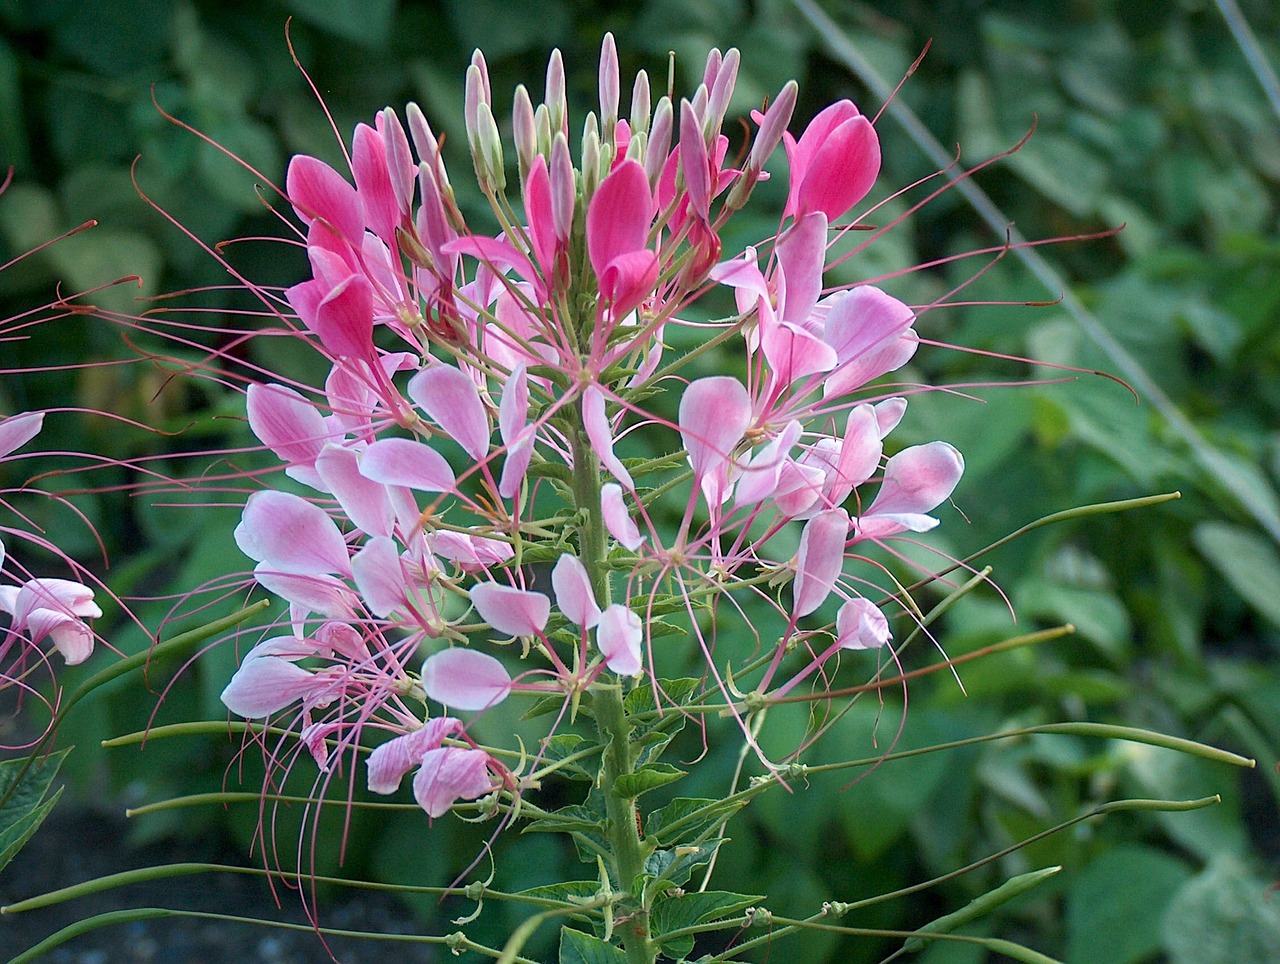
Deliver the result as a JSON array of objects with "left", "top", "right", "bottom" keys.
[
  {"left": 247, "top": 384, "right": 331, "bottom": 490},
  {"left": 23, "top": 609, "right": 94, "bottom": 665},
  {"left": 552, "top": 554, "right": 601, "bottom": 629},
  {"left": 824, "top": 405, "right": 882, "bottom": 506},
  {"left": 822, "top": 286, "right": 917, "bottom": 398},
  {"left": 771, "top": 458, "right": 825, "bottom": 518},
  {"left": 12, "top": 578, "right": 101, "bottom": 624},
  {"left": 602, "top": 483, "right": 644, "bottom": 551},
  {"left": 857, "top": 442, "right": 964, "bottom": 539},
  {"left": 874, "top": 397, "right": 908, "bottom": 437},
  {"left": 761, "top": 318, "right": 838, "bottom": 386},
  {"left": 315, "top": 444, "right": 394, "bottom": 537},
  {"left": 407, "top": 365, "right": 491, "bottom": 462},
  {"left": 469, "top": 582, "right": 549, "bottom": 637},
  {"left": 498, "top": 366, "right": 533, "bottom": 499},
  {"left": 421, "top": 648, "right": 512, "bottom": 710},
  {"left": 351, "top": 537, "right": 408, "bottom": 618},
  {"left": 221, "top": 653, "right": 317, "bottom": 718},
  {"left": 596, "top": 603, "right": 643, "bottom": 676},
  {"left": 360, "top": 438, "right": 456, "bottom": 492},
  {"left": 234, "top": 491, "right": 351, "bottom": 576},
  {"left": 0, "top": 411, "right": 44, "bottom": 459},
  {"left": 774, "top": 211, "right": 827, "bottom": 325},
  {"left": 679, "top": 377, "right": 751, "bottom": 504},
  {"left": 412, "top": 746, "right": 495, "bottom": 817},
  {"left": 583, "top": 385, "right": 634, "bottom": 489},
  {"left": 836, "top": 597, "right": 891, "bottom": 650},
  {"left": 735, "top": 420, "right": 803, "bottom": 506},
  {"left": 367, "top": 718, "right": 463, "bottom": 794},
  {"left": 792, "top": 508, "right": 850, "bottom": 618},
  {"left": 254, "top": 564, "right": 355, "bottom": 619}
]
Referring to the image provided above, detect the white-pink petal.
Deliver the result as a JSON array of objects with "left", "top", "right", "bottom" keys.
[
  {"left": 582, "top": 385, "right": 634, "bottom": 490},
  {"left": 836, "top": 597, "right": 891, "bottom": 650},
  {"left": 412, "top": 746, "right": 495, "bottom": 817},
  {"left": 351, "top": 537, "right": 408, "bottom": 618},
  {"left": 366, "top": 717, "right": 463, "bottom": 795},
  {"left": 421, "top": 648, "right": 512, "bottom": 710},
  {"left": 234, "top": 491, "right": 352, "bottom": 576},
  {"left": 360, "top": 437, "right": 456, "bottom": 492},
  {"left": 601, "top": 483, "right": 644, "bottom": 551},
  {"left": 860, "top": 441, "right": 964, "bottom": 538},
  {"left": 0, "top": 411, "right": 44, "bottom": 460},
  {"left": 679, "top": 376, "right": 751, "bottom": 505},
  {"left": 552, "top": 554, "right": 601, "bottom": 629},
  {"left": 315, "top": 444, "right": 395, "bottom": 537},
  {"left": 221, "top": 650, "right": 317, "bottom": 718},
  {"left": 596, "top": 603, "right": 643, "bottom": 676},
  {"left": 407, "top": 365, "right": 492, "bottom": 462},
  {"left": 792, "top": 508, "right": 850, "bottom": 618}
]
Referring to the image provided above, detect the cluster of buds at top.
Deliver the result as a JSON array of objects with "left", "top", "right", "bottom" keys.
[{"left": 222, "top": 35, "right": 963, "bottom": 818}]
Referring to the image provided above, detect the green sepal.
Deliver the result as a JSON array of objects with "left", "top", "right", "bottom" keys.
[
  {"left": 612, "top": 763, "right": 687, "bottom": 800},
  {"left": 0, "top": 748, "right": 70, "bottom": 873},
  {"left": 559, "top": 927, "right": 628, "bottom": 963}
]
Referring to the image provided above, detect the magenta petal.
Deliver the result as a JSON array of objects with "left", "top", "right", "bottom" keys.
[
  {"left": 367, "top": 718, "right": 464, "bottom": 794},
  {"left": 587, "top": 159, "right": 653, "bottom": 277},
  {"left": 598, "top": 249, "right": 660, "bottom": 318},
  {"left": 407, "top": 365, "right": 491, "bottom": 462},
  {"left": 601, "top": 483, "right": 644, "bottom": 551},
  {"left": 775, "top": 212, "right": 827, "bottom": 326},
  {"left": 679, "top": 100, "right": 711, "bottom": 220},
  {"left": 596, "top": 603, "right": 643, "bottom": 676},
  {"left": 523, "top": 157, "right": 556, "bottom": 275},
  {"left": 552, "top": 554, "right": 601, "bottom": 629},
  {"left": 469, "top": 582, "right": 549, "bottom": 637},
  {"left": 352, "top": 123, "right": 399, "bottom": 243},
  {"left": 351, "top": 537, "right": 407, "bottom": 618},
  {"left": 286, "top": 154, "right": 364, "bottom": 244},
  {"left": 315, "top": 444, "right": 394, "bottom": 537},
  {"left": 360, "top": 438, "right": 456, "bottom": 492},
  {"left": 583, "top": 385, "right": 634, "bottom": 490},
  {"left": 412, "top": 746, "right": 495, "bottom": 817},
  {"left": 0, "top": 411, "right": 44, "bottom": 459},
  {"left": 792, "top": 508, "right": 850, "bottom": 618},
  {"left": 421, "top": 648, "right": 512, "bottom": 710},
  {"left": 836, "top": 597, "right": 891, "bottom": 650},
  {"left": 796, "top": 115, "right": 880, "bottom": 221},
  {"left": 313, "top": 274, "right": 375, "bottom": 361},
  {"left": 679, "top": 376, "right": 751, "bottom": 501},
  {"left": 234, "top": 491, "right": 351, "bottom": 576}
]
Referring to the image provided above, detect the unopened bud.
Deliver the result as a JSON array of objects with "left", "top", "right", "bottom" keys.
[
  {"left": 545, "top": 48, "right": 567, "bottom": 134},
  {"left": 599, "top": 32, "right": 620, "bottom": 138},
  {"left": 626, "top": 130, "right": 646, "bottom": 165},
  {"left": 630, "top": 69, "right": 651, "bottom": 138},
  {"left": 550, "top": 132, "right": 575, "bottom": 243},
  {"left": 748, "top": 80, "right": 798, "bottom": 173},
  {"left": 513, "top": 84, "right": 537, "bottom": 183},
  {"left": 534, "top": 103, "right": 552, "bottom": 159},
  {"left": 464, "top": 63, "right": 487, "bottom": 154},
  {"left": 406, "top": 102, "right": 439, "bottom": 166},
  {"left": 705, "top": 47, "right": 739, "bottom": 139},
  {"left": 581, "top": 112, "right": 601, "bottom": 201},
  {"left": 379, "top": 107, "right": 414, "bottom": 215},
  {"left": 475, "top": 100, "right": 506, "bottom": 194},
  {"left": 702, "top": 47, "right": 722, "bottom": 90},
  {"left": 645, "top": 96, "right": 673, "bottom": 188}
]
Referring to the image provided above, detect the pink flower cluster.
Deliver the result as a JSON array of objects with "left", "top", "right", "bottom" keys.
[{"left": 224, "top": 36, "right": 963, "bottom": 818}]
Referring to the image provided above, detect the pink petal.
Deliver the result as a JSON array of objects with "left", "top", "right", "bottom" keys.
[
  {"left": 0, "top": 411, "right": 44, "bottom": 460},
  {"left": 407, "top": 365, "right": 491, "bottom": 462},
  {"left": 421, "top": 648, "right": 512, "bottom": 710},
  {"left": 735, "top": 420, "right": 803, "bottom": 506},
  {"left": 352, "top": 123, "right": 399, "bottom": 243},
  {"left": 412, "top": 746, "right": 495, "bottom": 817},
  {"left": 858, "top": 442, "right": 964, "bottom": 539},
  {"left": 234, "top": 491, "right": 351, "bottom": 576},
  {"left": 823, "top": 405, "right": 882, "bottom": 506},
  {"left": 469, "top": 582, "right": 549, "bottom": 637},
  {"left": 822, "top": 286, "right": 917, "bottom": 398},
  {"left": 792, "top": 508, "right": 850, "bottom": 618},
  {"left": 596, "top": 603, "right": 643, "bottom": 676},
  {"left": 761, "top": 318, "right": 838, "bottom": 386},
  {"left": 587, "top": 159, "right": 653, "bottom": 277},
  {"left": 583, "top": 385, "right": 633, "bottom": 489},
  {"left": 602, "top": 483, "right": 644, "bottom": 551},
  {"left": 286, "top": 155, "right": 363, "bottom": 245},
  {"left": 775, "top": 211, "right": 827, "bottom": 326},
  {"left": 313, "top": 274, "right": 376, "bottom": 361},
  {"left": 351, "top": 537, "right": 408, "bottom": 618},
  {"left": 23, "top": 609, "right": 94, "bottom": 665},
  {"left": 315, "top": 444, "right": 394, "bottom": 537},
  {"left": 597, "top": 249, "right": 660, "bottom": 318},
  {"left": 836, "top": 597, "right": 891, "bottom": 650},
  {"left": 679, "top": 377, "right": 751, "bottom": 503},
  {"left": 221, "top": 651, "right": 317, "bottom": 718},
  {"left": 360, "top": 438, "right": 456, "bottom": 492},
  {"left": 498, "top": 366, "right": 533, "bottom": 499},
  {"left": 771, "top": 458, "right": 826, "bottom": 519},
  {"left": 523, "top": 157, "right": 556, "bottom": 275},
  {"left": 247, "top": 384, "right": 331, "bottom": 489},
  {"left": 795, "top": 114, "right": 879, "bottom": 221},
  {"left": 254, "top": 564, "right": 356, "bottom": 619},
  {"left": 552, "top": 554, "right": 601, "bottom": 629},
  {"left": 367, "top": 718, "right": 463, "bottom": 794},
  {"left": 678, "top": 100, "right": 711, "bottom": 220},
  {"left": 12, "top": 578, "right": 101, "bottom": 624}
]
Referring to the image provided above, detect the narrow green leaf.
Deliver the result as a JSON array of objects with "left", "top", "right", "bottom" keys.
[
  {"left": 0, "top": 786, "right": 63, "bottom": 874},
  {"left": 1193, "top": 521, "right": 1280, "bottom": 626},
  {"left": 645, "top": 797, "right": 743, "bottom": 848},
  {"left": 559, "top": 927, "right": 627, "bottom": 963},
  {"left": 613, "top": 764, "right": 686, "bottom": 800},
  {"left": 0, "top": 747, "right": 69, "bottom": 871}
]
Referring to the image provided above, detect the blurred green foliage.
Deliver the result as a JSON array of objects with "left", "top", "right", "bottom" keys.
[{"left": 3, "top": 0, "right": 1280, "bottom": 961}]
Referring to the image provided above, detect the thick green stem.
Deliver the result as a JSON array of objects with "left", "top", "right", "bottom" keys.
[{"left": 592, "top": 682, "right": 654, "bottom": 964}]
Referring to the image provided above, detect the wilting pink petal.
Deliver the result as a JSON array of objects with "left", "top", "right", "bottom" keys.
[
  {"left": 552, "top": 554, "right": 601, "bottom": 629},
  {"left": 247, "top": 384, "right": 331, "bottom": 490},
  {"left": 583, "top": 385, "right": 634, "bottom": 490},
  {"left": 735, "top": 420, "right": 803, "bottom": 506},
  {"left": 315, "top": 444, "right": 394, "bottom": 537},
  {"left": 421, "top": 648, "right": 512, "bottom": 710},
  {"left": 587, "top": 159, "right": 653, "bottom": 278},
  {"left": 596, "top": 603, "right": 643, "bottom": 676},
  {"left": 21, "top": 608, "right": 93, "bottom": 665},
  {"left": 857, "top": 442, "right": 964, "bottom": 539},
  {"left": 601, "top": 483, "right": 644, "bottom": 550},
  {"left": 351, "top": 537, "right": 407, "bottom": 618},
  {"left": 367, "top": 717, "right": 464, "bottom": 794},
  {"left": 792, "top": 508, "right": 850, "bottom": 618},
  {"left": 0, "top": 411, "right": 44, "bottom": 459},
  {"left": 221, "top": 644, "right": 318, "bottom": 718},
  {"left": 234, "top": 491, "right": 351, "bottom": 576},
  {"left": 679, "top": 377, "right": 751, "bottom": 505},
  {"left": 286, "top": 155, "right": 364, "bottom": 245},
  {"left": 407, "top": 365, "right": 491, "bottom": 462},
  {"left": 836, "top": 597, "right": 891, "bottom": 650},
  {"left": 771, "top": 458, "right": 825, "bottom": 518},
  {"left": 413, "top": 746, "right": 495, "bottom": 817},
  {"left": 360, "top": 438, "right": 456, "bottom": 492},
  {"left": 469, "top": 582, "right": 549, "bottom": 637}
]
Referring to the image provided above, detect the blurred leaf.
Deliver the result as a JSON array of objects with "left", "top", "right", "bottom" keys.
[
  {"left": 1066, "top": 845, "right": 1192, "bottom": 964},
  {"left": 279, "top": 0, "right": 397, "bottom": 47},
  {"left": 443, "top": 0, "right": 570, "bottom": 59},
  {"left": 1161, "top": 860, "right": 1280, "bottom": 964},
  {"left": 1192, "top": 521, "right": 1280, "bottom": 627},
  {"left": 1015, "top": 579, "right": 1131, "bottom": 661}
]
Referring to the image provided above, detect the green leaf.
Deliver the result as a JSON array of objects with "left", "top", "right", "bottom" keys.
[
  {"left": 1192, "top": 521, "right": 1280, "bottom": 627},
  {"left": 517, "top": 880, "right": 601, "bottom": 904},
  {"left": 651, "top": 890, "right": 761, "bottom": 958},
  {"left": 613, "top": 764, "right": 686, "bottom": 800},
  {"left": 644, "top": 840, "right": 720, "bottom": 890},
  {"left": 0, "top": 748, "right": 70, "bottom": 873},
  {"left": 523, "top": 804, "right": 606, "bottom": 836},
  {"left": 281, "top": 0, "right": 397, "bottom": 47},
  {"left": 559, "top": 927, "right": 627, "bottom": 964},
  {"left": 1067, "top": 846, "right": 1192, "bottom": 964},
  {"left": 539, "top": 734, "right": 598, "bottom": 781},
  {"left": 645, "top": 797, "right": 742, "bottom": 849},
  {"left": 1161, "top": 860, "right": 1280, "bottom": 963}
]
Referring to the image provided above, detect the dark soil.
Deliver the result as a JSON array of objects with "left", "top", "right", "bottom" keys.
[{"left": 2, "top": 808, "right": 438, "bottom": 963}]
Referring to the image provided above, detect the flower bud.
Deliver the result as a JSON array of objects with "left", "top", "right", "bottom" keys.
[
  {"left": 705, "top": 47, "right": 739, "bottom": 138},
  {"left": 645, "top": 96, "right": 673, "bottom": 188},
  {"left": 474, "top": 100, "right": 506, "bottom": 194},
  {"left": 581, "top": 111, "right": 601, "bottom": 200},
  {"left": 599, "top": 32, "right": 620, "bottom": 139},
  {"left": 550, "top": 132, "right": 575, "bottom": 243},
  {"left": 512, "top": 84, "right": 537, "bottom": 183},
  {"left": 630, "top": 68, "right": 651, "bottom": 138},
  {"left": 545, "top": 47, "right": 567, "bottom": 134}
]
